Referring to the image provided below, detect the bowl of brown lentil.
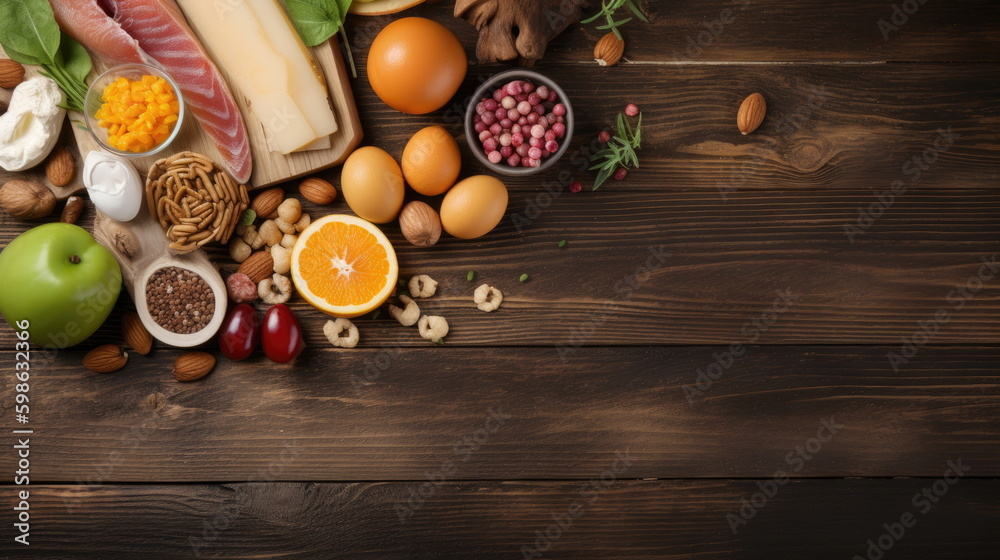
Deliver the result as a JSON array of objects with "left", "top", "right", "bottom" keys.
[{"left": 135, "top": 258, "right": 227, "bottom": 347}]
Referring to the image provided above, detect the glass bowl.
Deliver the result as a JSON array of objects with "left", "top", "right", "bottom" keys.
[
  {"left": 84, "top": 63, "right": 185, "bottom": 158},
  {"left": 465, "top": 69, "right": 574, "bottom": 177}
]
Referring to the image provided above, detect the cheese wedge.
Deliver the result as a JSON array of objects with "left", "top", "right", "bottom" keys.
[
  {"left": 245, "top": 0, "right": 338, "bottom": 142},
  {"left": 177, "top": 0, "right": 336, "bottom": 154}
]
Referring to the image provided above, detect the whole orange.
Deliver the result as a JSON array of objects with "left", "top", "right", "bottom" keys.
[{"left": 367, "top": 17, "right": 467, "bottom": 115}]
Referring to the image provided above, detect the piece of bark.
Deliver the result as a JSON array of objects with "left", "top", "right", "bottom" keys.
[{"left": 455, "top": 0, "right": 592, "bottom": 66}]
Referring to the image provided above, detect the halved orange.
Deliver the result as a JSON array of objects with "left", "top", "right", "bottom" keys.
[{"left": 291, "top": 214, "right": 398, "bottom": 318}]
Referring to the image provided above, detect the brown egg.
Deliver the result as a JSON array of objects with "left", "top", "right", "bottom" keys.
[
  {"left": 367, "top": 17, "right": 467, "bottom": 115},
  {"left": 402, "top": 126, "right": 462, "bottom": 196},
  {"left": 340, "top": 147, "right": 404, "bottom": 224},
  {"left": 440, "top": 175, "right": 508, "bottom": 239}
]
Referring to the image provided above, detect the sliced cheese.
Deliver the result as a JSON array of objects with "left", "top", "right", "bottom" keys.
[
  {"left": 177, "top": 0, "right": 320, "bottom": 154},
  {"left": 245, "top": 0, "right": 338, "bottom": 145}
]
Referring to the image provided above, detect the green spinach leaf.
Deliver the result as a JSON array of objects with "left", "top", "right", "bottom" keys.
[
  {"left": 55, "top": 33, "right": 92, "bottom": 83},
  {"left": 285, "top": 0, "right": 344, "bottom": 47},
  {"left": 0, "top": 0, "right": 60, "bottom": 65}
]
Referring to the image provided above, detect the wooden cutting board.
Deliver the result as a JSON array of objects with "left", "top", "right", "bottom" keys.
[{"left": 1, "top": 38, "right": 362, "bottom": 191}]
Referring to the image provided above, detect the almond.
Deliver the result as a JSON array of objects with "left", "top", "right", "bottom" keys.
[
  {"left": 83, "top": 345, "right": 128, "bottom": 373},
  {"left": 737, "top": 93, "right": 766, "bottom": 135},
  {"left": 0, "top": 59, "right": 25, "bottom": 89},
  {"left": 238, "top": 250, "right": 275, "bottom": 283},
  {"left": 299, "top": 177, "right": 338, "bottom": 205},
  {"left": 0, "top": 180, "right": 56, "bottom": 220},
  {"left": 398, "top": 201, "right": 441, "bottom": 247},
  {"left": 121, "top": 311, "right": 153, "bottom": 355},
  {"left": 173, "top": 351, "right": 216, "bottom": 382},
  {"left": 594, "top": 33, "right": 625, "bottom": 67},
  {"left": 60, "top": 195, "right": 84, "bottom": 224},
  {"left": 251, "top": 188, "right": 284, "bottom": 219},
  {"left": 45, "top": 146, "right": 76, "bottom": 187}
]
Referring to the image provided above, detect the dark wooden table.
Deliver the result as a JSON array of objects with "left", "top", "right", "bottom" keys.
[{"left": 2, "top": 1, "right": 999, "bottom": 558}]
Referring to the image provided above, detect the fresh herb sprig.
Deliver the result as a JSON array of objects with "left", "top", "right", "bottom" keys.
[
  {"left": 0, "top": 1, "right": 92, "bottom": 112},
  {"left": 581, "top": 0, "right": 649, "bottom": 40},
  {"left": 589, "top": 112, "right": 642, "bottom": 190},
  {"left": 285, "top": 0, "right": 358, "bottom": 78}
]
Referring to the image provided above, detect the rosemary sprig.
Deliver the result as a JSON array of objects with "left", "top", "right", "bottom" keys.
[
  {"left": 589, "top": 112, "right": 643, "bottom": 190},
  {"left": 581, "top": 0, "right": 649, "bottom": 40}
]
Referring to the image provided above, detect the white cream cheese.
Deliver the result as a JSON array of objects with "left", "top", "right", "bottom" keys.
[
  {"left": 83, "top": 151, "right": 143, "bottom": 222},
  {"left": 0, "top": 76, "right": 66, "bottom": 172}
]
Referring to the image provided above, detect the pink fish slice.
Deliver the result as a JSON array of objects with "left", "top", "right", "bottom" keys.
[{"left": 51, "top": 0, "right": 253, "bottom": 184}]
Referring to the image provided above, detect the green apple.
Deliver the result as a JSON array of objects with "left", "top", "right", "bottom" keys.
[{"left": 0, "top": 223, "right": 122, "bottom": 348}]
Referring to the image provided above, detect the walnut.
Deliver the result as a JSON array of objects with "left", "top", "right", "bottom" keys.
[
  {"left": 258, "top": 274, "right": 292, "bottom": 304},
  {"left": 408, "top": 275, "right": 438, "bottom": 298},
  {"left": 473, "top": 284, "right": 503, "bottom": 312},
  {"left": 323, "top": 318, "right": 359, "bottom": 349},
  {"left": 389, "top": 295, "right": 420, "bottom": 326}
]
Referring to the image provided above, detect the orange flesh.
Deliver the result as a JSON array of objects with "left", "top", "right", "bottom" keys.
[{"left": 298, "top": 221, "right": 391, "bottom": 307}]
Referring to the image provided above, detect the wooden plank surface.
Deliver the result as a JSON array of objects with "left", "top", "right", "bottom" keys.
[
  {"left": 353, "top": 1, "right": 1000, "bottom": 63},
  {"left": 4, "top": 186, "right": 997, "bottom": 348},
  {"left": 1, "top": 346, "right": 996, "bottom": 482},
  {"left": 6, "top": 479, "right": 999, "bottom": 559}
]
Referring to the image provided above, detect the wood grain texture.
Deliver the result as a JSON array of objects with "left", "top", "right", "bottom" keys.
[
  {"left": 6, "top": 479, "right": 999, "bottom": 559},
  {"left": 1, "top": 346, "right": 997, "bottom": 482},
  {"left": 350, "top": 0, "right": 1000, "bottom": 63},
  {"left": 4, "top": 187, "right": 997, "bottom": 348}
]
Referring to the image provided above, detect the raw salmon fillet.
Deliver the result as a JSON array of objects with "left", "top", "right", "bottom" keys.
[
  {"left": 50, "top": 1, "right": 145, "bottom": 65},
  {"left": 51, "top": 0, "right": 253, "bottom": 183}
]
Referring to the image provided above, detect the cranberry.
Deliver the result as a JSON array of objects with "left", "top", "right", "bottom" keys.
[
  {"left": 552, "top": 123, "right": 566, "bottom": 138},
  {"left": 501, "top": 96, "right": 516, "bottom": 110},
  {"left": 552, "top": 103, "right": 566, "bottom": 117},
  {"left": 489, "top": 123, "right": 502, "bottom": 136},
  {"left": 483, "top": 99, "right": 497, "bottom": 112},
  {"left": 499, "top": 132, "right": 512, "bottom": 147},
  {"left": 512, "top": 124, "right": 522, "bottom": 134},
  {"left": 598, "top": 130, "right": 611, "bottom": 143},
  {"left": 537, "top": 117, "right": 549, "bottom": 129},
  {"left": 478, "top": 130, "right": 492, "bottom": 143},
  {"left": 500, "top": 118, "right": 513, "bottom": 129},
  {"left": 529, "top": 136, "right": 543, "bottom": 148},
  {"left": 492, "top": 89, "right": 503, "bottom": 102},
  {"left": 218, "top": 303, "right": 260, "bottom": 361},
  {"left": 536, "top": 85, "right": 550, "bottom": 99},
  {"left": 547, "top": 91, "right": 557, "bottom": 103},
  {"left": 518, "top": 116, "right": 528, "bottom": 126},
  {"left": 530, "top": 124, "right": 546, "bottom": 139},
  {"left": 511, "top": 132, "right": 525, "bottom": 146},
  {"left": 528, "top": 93, "right": 542, "bottom": 106},
  {"left": 516, "top": 144, "right": 529, "bottom": 157},
  {"left": 500, "top": 146, "right": 513, "bottom": 158},
  {"left": 495, "top": 107, "right": 507, "bottom": 120},
  {"left": 521, "top": 81, "right": 535, "bottom": 94},
  {"left": 508, "top": 108, "right": 521, "bottom": 121},
  {"left": 569, "top": 181, "right": 583, "bottom": 193},
  {"left": 545, "top": 140, "right": 559, "bottom": 153},
  {"left": 625, "top": 103, "right": 640, "bottom": 117},
  {"left": 515, "top": 93, "right": 529, "bottom": 103},
  {"left": 544, "top": 130, "right": 557, "bottom": 142},
  {"left": 475, "top": 102, "right": 485, "bottom": 115},
  {"left": 487, "top": 151, "right": 502, "bottom": 164},
  {"left": 481, "top": 111, "right": 496, "bottom": 125},
  {"left": 517, "top": 101, "right": 532, "bottom": 115},
  {"left": 614, "top": 168, "right": 628, "bottom": 181},
  {"left": 505, "top": 81, "right": 523, "bottom": 96},
  {"left": 474, "top": 122, "right": 487, "bottom": 134},
  {"left": 526, "top": 112, "right": 539, "bottom": 125},
  {"left": 507, "top": 154, "right": 521, "bottom": 166},
  {"left": 262, "top": 304, "right": 304, "bottom": 364},
  {"left": 528, "top": 147, "right": 543, "bottom": 160}
]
